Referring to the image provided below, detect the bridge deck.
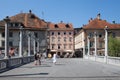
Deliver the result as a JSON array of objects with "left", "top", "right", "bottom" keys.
[{"left": 0, "top": 58, "right": 120, "bottom": 80}]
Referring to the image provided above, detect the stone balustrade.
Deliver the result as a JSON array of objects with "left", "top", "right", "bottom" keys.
[
  {"left": 85, "top": 55, "right": 120, "bottom": 66},
  {"left": 0, "top": 56, "right": 34, "bottom": 73}
]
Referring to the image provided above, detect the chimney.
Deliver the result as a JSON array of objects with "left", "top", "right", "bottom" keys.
[
  {"left": 97, "top": 13, "right": 100, "bottom": 19},
  {"left": 29, "top": 10, "right": 32, "bottom": 14},
  {"left": 89, "top": 18, "right": 93, "bottom": 23},
  {"left": 60, "top": 21, "right": 63, "bottom": 23},
  {"left": 112, "top": 21, "right": 115, "bottom": 24}
]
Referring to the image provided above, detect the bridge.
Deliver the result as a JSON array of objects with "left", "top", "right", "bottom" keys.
[{"left": 0, "top": 58, "right": 120, "bottom": 80}]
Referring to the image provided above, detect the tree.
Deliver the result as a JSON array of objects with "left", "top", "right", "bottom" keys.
[{"left": 108, "top": 35, "right": 120, "bottom": 57}]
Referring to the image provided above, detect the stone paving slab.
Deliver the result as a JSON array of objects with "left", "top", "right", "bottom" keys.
[{"left": 0, "top": 58, "right": 120, "bottom": 80}]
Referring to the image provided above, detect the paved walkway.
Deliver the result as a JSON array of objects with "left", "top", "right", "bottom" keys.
[{"left": 0, "top": 58, "right": 120, "bottom": 80}]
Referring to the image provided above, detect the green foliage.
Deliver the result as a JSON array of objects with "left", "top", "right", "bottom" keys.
[{"left": 108, "top": 35, "right": 120, "bottom": 57}]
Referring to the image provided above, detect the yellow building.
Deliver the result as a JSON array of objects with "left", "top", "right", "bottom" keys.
[{"left": 75, "top": 14, "right": 120, "bottom": 57}]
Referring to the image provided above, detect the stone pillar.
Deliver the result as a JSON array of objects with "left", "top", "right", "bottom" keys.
[
  {"left": 104, "top": 26, "right": 108, "bottom": 63},
  {"left": 28, "top": 32, "right": 31, "bottom": 56},
  {"left": 4, "top": 16, "right": 10, "bottom": 59},
  {"left": 83, "top": 39, "right": 85, "bottom": 58},
  {"left": 87, "top": 36, "right": 90, "bottom": 58},
  {"left": 33, "top": 39, "right": 36, "bottom": 54},
  {"left": 19, "top": 26, "right": 23, "bottom": 57},
  {"left": 94, "top": 32, "right": 97, "bottom": 61},
  {"left": 37, "top": 40, "right": 39, "bottom": 52}
]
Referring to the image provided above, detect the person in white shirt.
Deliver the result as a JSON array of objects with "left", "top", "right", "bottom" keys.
[{"left": 52, "top": 53, "right": 57, "bottom": 64}]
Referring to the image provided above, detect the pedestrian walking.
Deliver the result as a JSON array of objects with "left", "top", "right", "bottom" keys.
[
  {"left": 38, "top": 53, "right": 42, "bottom": 65},
  {"left": 34, "top": 53, "right": 39, "bottom": 65},
  {"left": 52, "top": 53, "right": 57, "bottom": 64}
]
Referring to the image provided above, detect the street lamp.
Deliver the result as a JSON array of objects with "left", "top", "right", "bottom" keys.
[
  {"left": 4, "top": 16, "right": 10, "bottom": 59},
  {"left": 104, "top": 26, "right": 108, "bottom": 63}
]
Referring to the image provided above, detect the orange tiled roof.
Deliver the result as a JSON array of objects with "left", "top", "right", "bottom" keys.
[
  {"left": 0, "top": 12, "right": 47, "bottom": 28},
  {"left": 83, "top": 18, "right": 120, "bottom": 29},
  {"left": 48, "top": 22, "right": 73, "bottom": 30}
]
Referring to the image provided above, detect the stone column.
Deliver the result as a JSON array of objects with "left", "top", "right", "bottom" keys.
[
  {"left": 83, "top": 39, "right": 85, "bottom": 58},
  {"left": 94, "top": 32, "right": 97, "bottom": 61},
  {"left": 4, "top": 16, "right": 10, "bottom": 59},
  {"left": 37, "top": 40, "right": 39, "bottom": 52},
  {"left": 19, "top": 26, "right": 23, "bottom": 57},
  {"left": 28, "top": 32, "right": 31, "bottom": 56},
  {"left": 87, "top": 36, "right": 90, "bottom": 58},
  {"left": 104, "top": 26, "right": 108, "bottom": 63},
  {"left": 33, "top": 39, "right": 36, "bottom": 54}
]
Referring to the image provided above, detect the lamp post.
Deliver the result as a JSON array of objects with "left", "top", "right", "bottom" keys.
[
  {"left": 94, "top": 32, "right": 97, "bottom": 61},
  {"left": 104, "top": 26, "right": 108, "bottom": 63},
  {"left": 19, "top": 25, "right": 23, "bottom": 57},
  {"left": 4, "top": 16, "right": 10, "bottom": 59}
]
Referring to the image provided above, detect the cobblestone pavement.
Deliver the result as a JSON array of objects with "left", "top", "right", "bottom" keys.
[{"left": 0, "top": 58, "right": 120, "bottom": 80}]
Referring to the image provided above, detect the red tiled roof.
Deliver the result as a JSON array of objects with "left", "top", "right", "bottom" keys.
[
  {"left": 48, "top": 22, "right": 73, "bottom": 30},
  {"left": 0, "top": 12, "right": 47, "bottom": 29},
  {"left": 83, "top": 18, "right": 120, "bottom": 29}
]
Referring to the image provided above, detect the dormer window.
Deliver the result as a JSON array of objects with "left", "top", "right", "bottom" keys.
[
  {"left": 66, "top": 24, "right": 70, "bottom": 28},
  {"left": 30, "top": 14, "right": 35, "bottom": 19},
  {"left": 10, "top": 22, "right": 21, "bottom": 27},
  {"left": 55, "top": 24, "right": 58, "bottom": 28}
]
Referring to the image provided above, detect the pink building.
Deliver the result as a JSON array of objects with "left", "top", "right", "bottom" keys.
[{"left": 48, "top": 22, "right": 74, "bottom": 58}]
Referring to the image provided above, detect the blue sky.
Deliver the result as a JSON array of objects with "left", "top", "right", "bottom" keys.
[{"left": 0, "top": 0, "right": 120, "bottom": 28}]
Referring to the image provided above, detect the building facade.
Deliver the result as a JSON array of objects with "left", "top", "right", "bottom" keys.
[
  {"left": 75, "top": 14, "right": 120, "bottom": 57},
  {"left": 48, "top": 22, "right": 74, "bottom": 58},
  {"left": 0, "top": 10, "right": 48, "bottom": 57}
]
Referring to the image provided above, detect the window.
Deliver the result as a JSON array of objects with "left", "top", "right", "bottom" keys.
[
  {"left": 64, "top": 32, "right": 66, "bottom": 35},
  {"left": 52, "top": 32, "right": 54, "bottom": 35},
  {"left": 64, "top": 44, "right": 66, "bottom": 49},
  {"left": 69, "top": 32, "right": 72, "bottom": 35},
  {"left": 58, "top": 37, "right": 61, "bottom": 42},
  {"left": 69, "top": 37, "right": 72, "bottom": 42},
  {"left": 66, "top": 24, "right": 70, "bottom": 28},
  {"left": 69, "top": 44, "right": 72, "bottom": 49},
  {"left": 52, "top": 37, "right": 55, "bottom": 42},
  {"left": 89, "top": 33, "right": 94, "bottom": 38},
  {"left": 9, "top": 41, "right": 13, "bottom": 47},
  {"left": 2, "top": 41, "right": 5, "bottom": 47},
  {"left": 1, "top": 32, "right": 4, "bottom": 37},
  {"left": 113, "top": 33, "right": 116, "bottom": 38},
  {"left": 99, "top": 33, "right": 102, "bottom": 38},
  {"left": 90, "top": 42, "right": 93, "bottom": 47},
  {"left": 58, "top": 32, "right": 60, "bottom": 35},
  {"left": 52, "top": 44, "right": 54, "bottom": 49},
  {"left": 99, "top": 42, "right": 104, "bottom": 48},
  {"left": 64, "top": 37, "right": 66, "bottom": 42},
  {"left": 34, "top": 32, "right": 38, "bottom": 38},
  {"left": 55, "top": 24, "right": 58, "bottom": 28},
  {"left": 9, "top": 32, "right": 13, "bottom": 37},
  {"left": 58, "top": 44, "right": 61, "bottom": 49}
]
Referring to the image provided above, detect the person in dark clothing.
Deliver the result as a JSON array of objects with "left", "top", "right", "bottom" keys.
[{"left": 34, "top": 53, "right": 38, "bottom": 65}]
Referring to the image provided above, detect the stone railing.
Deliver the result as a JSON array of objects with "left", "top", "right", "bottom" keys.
[
  {"left": 85, "top": 55, "right": 120, "bottom": 66},
  {"left": 0, "top": 56, "right": 34, "bottom": 73}
]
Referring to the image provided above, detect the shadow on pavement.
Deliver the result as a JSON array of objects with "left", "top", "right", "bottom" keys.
[{"left": 0, "top": 73, "right": 49, "bottom": 77}]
